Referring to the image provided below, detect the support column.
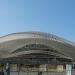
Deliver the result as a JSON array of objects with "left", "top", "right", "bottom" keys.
[
  {"left": 66, "top": 64, "right": 72, "bottom": 75},
  {"left": 5, "top": 63, "right": 10, "bottom": 75}
]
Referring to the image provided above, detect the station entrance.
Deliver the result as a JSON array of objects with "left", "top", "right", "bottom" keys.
[
  {"left": 0, "top": 55, "right": 72, "bottom": 75},
  {"left": 0, "top": 44, "right": 73, "bottom": 75}
]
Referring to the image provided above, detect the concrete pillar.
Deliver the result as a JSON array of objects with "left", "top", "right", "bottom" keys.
[
  {"left": 66, "top": 64, "right": 72, "bottom": 75},
  {"left": 5, "top": 63, "right": 10, "bottom": 75}
]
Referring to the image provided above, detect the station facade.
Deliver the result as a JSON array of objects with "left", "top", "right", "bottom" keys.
[{"left": 0, "top": 32, "right": 74, "bottom": 75}]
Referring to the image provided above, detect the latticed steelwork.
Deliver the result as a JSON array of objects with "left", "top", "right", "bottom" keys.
[{"left": 0, "top": 32, "right": 74, "bottom": 75}]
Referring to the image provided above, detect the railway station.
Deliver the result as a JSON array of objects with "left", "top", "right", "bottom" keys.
[{"left": 0, "top": 32, "right": 75, "bottom": 75}]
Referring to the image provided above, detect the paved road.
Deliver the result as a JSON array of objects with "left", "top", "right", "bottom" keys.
[{"left": 10, "top": 71, "right": 74, "bottom": 75}]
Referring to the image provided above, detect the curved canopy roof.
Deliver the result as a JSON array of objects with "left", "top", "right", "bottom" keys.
[{"left": 0, "top": 32, "right": 75, "bottom": 61}]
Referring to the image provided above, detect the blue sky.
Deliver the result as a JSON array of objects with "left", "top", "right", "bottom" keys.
[{"left": 0, "top": 0, "right": 75, "bottom": 42}]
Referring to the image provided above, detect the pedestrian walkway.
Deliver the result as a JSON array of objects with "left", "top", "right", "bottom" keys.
[{"left": 10, "top": 70, "right": 75, "bottom": 75}]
